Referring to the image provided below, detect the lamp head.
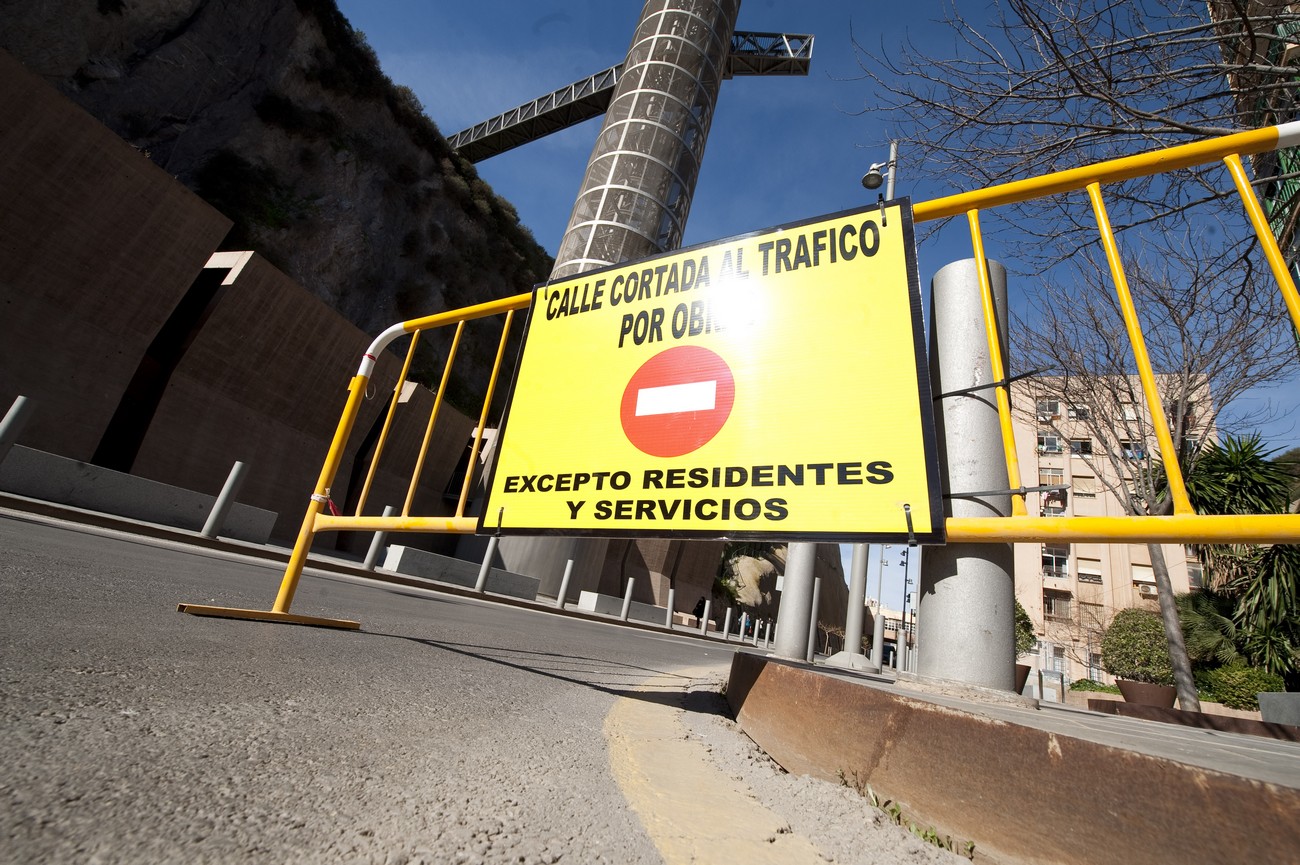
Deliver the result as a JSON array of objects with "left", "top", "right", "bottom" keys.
[{"left": 861, "top": 165, "right": 885, "bottom": 190}]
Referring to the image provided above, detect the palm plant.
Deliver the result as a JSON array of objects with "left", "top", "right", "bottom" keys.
[{"left": 1181, "top": 435, "right": 1300, "bottom": 681}]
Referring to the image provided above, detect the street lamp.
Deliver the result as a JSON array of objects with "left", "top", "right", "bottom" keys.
[{"left": 860, "top": 141, "right": 898, "bottom": 199}]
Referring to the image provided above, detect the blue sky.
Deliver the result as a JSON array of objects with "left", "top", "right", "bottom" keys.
[{"left": 334, "top": 0, "right": 1300, "bottom": 604}]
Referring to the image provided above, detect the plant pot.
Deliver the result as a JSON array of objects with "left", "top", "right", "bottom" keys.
[
  {"left": 1116, "top": 679, "right": 1177, "bottom": 708},
  {"left": 1257, "top": 692, "right": 1300, "bottom": 728},
  {"left": 1014, "top": 663, "right": 1032, "bottom": 695}
]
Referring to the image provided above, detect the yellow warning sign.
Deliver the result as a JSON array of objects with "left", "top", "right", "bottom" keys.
[{"left": 479, "top": 201, "right": 944, "bottom": 542}]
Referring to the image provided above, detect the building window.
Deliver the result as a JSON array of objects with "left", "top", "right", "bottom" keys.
[
  {"left": 1119, "top": 440, "right": 1145, "bottom": 460},
  {"left": 1121, "top": 402, "right": 1139, "bottom": 421},
  {"left": 1044, "top": 590, "right": 1073, "bottom": 622},
  {"left": 1036, "top": 399, "right": 1061, "bottom": 420},
  {"left": 1039, "top": 466, "right": 1063, "bottom": 487},
  {"left": 1068, "top": 405, "right": 1090, "bottom": 420},
  {"left": 1069, "top": 438, "right": 1093, "bottom": 455},
  {"left": 1187, "top": 560, "right": 1205, "bottom": 590},
  {"left": 1073, "top": 475, "right": 1097, "bottom": 498},
  {"left": 1042, "top": 503, "right": 1066, "bottom": 517},
  {"left": 1038, "top": 431, "right": 1063, "bottom": 453},
  {"left": 1042, "top": 544, "right": 1070, "bottom": 578}
]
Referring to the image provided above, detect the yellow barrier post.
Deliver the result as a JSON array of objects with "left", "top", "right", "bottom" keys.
[
  {"left": 1084, "top": 182, "right": 1193, "bottom": 516},
  {"left": 177, "top": 372, "right": 372, "bottom": 628},
  {"left": 966, "top": 208, "right": 1029, "bottom": 517}
]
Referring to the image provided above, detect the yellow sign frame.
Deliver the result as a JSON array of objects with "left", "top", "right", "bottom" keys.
[{"left": 479, "top": 201, "right": 945, "bottom": 542}]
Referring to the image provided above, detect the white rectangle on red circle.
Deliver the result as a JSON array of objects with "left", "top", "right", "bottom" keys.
[{"left": 635, "top": 380, "right": 717, "bottom": 417}]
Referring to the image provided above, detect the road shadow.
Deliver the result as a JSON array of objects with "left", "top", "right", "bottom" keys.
[{"left": 363, "top": 631, "right": 733, "bottom": 714}]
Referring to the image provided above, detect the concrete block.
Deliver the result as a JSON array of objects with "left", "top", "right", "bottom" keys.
[
  {"left": 576, "top": 590, "right": 671, "bottom": 625},
  {"left": 382, "top": 545, "right": 539, "bottom": 601},
  {"left": 0, "top": 445, "right": 275, "bottom": 543}
]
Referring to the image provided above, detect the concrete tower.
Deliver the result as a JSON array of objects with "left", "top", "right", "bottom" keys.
[{"left": 495, "top": 0, "right": 741, "bottom": 598}]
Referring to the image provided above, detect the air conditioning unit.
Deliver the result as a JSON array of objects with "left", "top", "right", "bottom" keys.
[{"left": 1137, "top": 584, "right": 1158, "bottom": 598}]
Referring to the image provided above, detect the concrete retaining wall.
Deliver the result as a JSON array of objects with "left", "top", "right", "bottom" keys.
[
  {"left": 727, "top": 652, "right": 1300, "bottom": 865},
  {"left": 0, "top": 445, "right": 275, "bottom": 543},
  {"left": 382, "top": 545, "right": 540, "bottom": 601},
  {"left": 0, "top": 49, "right": 475, "bottom": 547}
]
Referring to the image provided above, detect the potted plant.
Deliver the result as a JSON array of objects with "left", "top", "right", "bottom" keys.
[
  {"left": 1101, "top": 608, "right": 1176, "bottom": 707},
  {"left": 1014, "top": 600, "right": 1037, "bottom": 694}
]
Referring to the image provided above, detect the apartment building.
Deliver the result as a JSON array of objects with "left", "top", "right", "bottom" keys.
[{"left": 1009, "top": 378, "right": 1210, "bottom": 685}]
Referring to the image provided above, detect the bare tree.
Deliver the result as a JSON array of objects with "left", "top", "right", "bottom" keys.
[
  {"left": 854, "top": 0, "right": 1299, "bottom": 263},
  {"left": 1015, "top": 232, "right": 1296, "bottom": 708},
  {"left": 855, "top": 0, "right": 1299, "bottom": 711}
]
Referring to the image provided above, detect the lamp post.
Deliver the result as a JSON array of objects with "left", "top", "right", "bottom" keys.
[{"left": 861, "top": 141, "right": 899, "bottom": 199}]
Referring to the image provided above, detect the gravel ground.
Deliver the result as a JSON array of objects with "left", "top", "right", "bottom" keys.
[{"left": 675, "top": 676, "right": 973, "bottom": 864}]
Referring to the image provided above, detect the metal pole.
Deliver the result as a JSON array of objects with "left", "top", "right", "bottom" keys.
[
  {"left": 361, "top": 505, "right": 396, "bottom": 570},
  {"left": 918, "top": 259, "right": 1016, "bottom": 690},
  {"left": 201, "top": 461, "right": 250, "bottom": 540},
  {"left": 474, "top": 535, "right": 500, "bottom": 593},
  {"left": 844, "top": 544, "right": 868, "bottom": 657},
  {"left": 871, "top": 610, "right": 886, "bottom": 669},
  {"left": 620, "top": 579, "right": 635, "bottom": 621},
  {"left": 699, "top": 599, "right": 712, "bottom": 635},
  {"left": 555, "top": 559, "right": 574, "bottom": 609},
  {"left": 805, "top": 578, "right": 822, "bottom": 663},
  {"left": 871, "top": 543, "right": 889, "bottom": 664},
  {"left": 722, "top": 606, "right": 733, "bottom": 641},
  {"left": 665, "top": 587, "right": 676, "bottom": 629},
  {"left": 885, "top": 141, "right": 898, "bottom": 200},
  {"left": 0, "top": 395, "right": 34, "bottom": 467},
  {"left": 773, "top": 542, "right": 817, "bottom": 660}
]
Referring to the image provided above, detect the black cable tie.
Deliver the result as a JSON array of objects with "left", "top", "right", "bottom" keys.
[
  {"left": 944, "top": 484, "right": 1069, "bottom": 499},
  {"left": 878, "top": 193, "right": 887, "bottom": 227},
  {"left": 932, "top": 369, "right": 1050, "bottom": 401}
]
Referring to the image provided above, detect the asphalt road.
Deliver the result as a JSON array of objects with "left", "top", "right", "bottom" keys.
[{"left": 0, "top": 514, "right": 735, "bottom": 864}]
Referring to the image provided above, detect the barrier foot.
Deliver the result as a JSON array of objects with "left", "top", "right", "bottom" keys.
[{"left": 177, "top": 603, "right": 360, "bottom": 630}]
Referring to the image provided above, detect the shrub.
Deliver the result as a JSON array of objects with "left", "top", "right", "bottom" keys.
[
  {"left": 1014, "top": 600, "right": 1037, "bottom": 656},
  {"left": 1069, "top": 679, "right": 1122, "bottom": 694},
  {"left": 1101, "top": 608, "right": 1174, "bottom": 685},
  {"left": 1196, "top": 663, "right": 1285, "bottom": 710}
]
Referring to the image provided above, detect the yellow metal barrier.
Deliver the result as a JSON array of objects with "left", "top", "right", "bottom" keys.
[{"left": 179, "top": 122, "right": 1300, "bottom": 628}]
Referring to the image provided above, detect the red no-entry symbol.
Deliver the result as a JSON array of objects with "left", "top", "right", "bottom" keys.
[{"left": 620, "top": 345, "right": 736, "bottom": 458}]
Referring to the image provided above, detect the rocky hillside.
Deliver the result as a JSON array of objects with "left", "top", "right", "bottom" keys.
[{"left": 0, "top": 0, "right": 551, "bottom": 403}]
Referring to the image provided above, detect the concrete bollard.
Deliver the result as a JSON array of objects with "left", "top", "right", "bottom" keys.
[
  {"left": 722, "top": 606, "right": 733, "bottom": 641},
  {"left": 620, "top": 579, "right": 635, "bottom": 621},
  {"left": 665, "top": 587, "right": 675, "bottom": 629},
  {"left": 844, "top": 545, "right": 869, "bottom": 657},
  {"left": 773, "top": 541, "right": 816, "bottom": 660},
  {"left": 201, "top": 461, "right": 249, "bottom": 540},
  {"left": 0, "top": 395, "right": 34, "bottom": 467},
  {"left": 805, "top": 577, "right": 822, "bottom": 663},
  {"left": 361, "top": 505, "right": 396, "bottom": 570},
  {"left": 474, "top": 535, "right": 500, "bottom": 593},
  {"left": 699, "top": 599, "right": 712, "bottom": 635},
  {"left": 555, "top": 558, "right": 574, "bottom": 609}
]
